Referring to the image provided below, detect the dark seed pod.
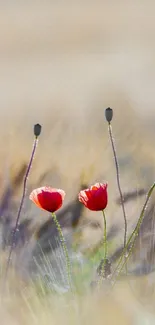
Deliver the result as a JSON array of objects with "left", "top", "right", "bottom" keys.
[
  {"left": 34, "top": 124, "right": 42, "bottom": 137},
  {"left": 105, "top": 107, "right": 113, "bottom": 123},
  {"left": 97, "top": 258, "right": 112, "bottom": 278}
]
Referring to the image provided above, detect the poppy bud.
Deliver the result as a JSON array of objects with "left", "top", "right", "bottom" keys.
[
  {"left": 105, "top": 107, "right": 113, "bottom": 123},
  {"left": 34, "top": 124, "right": 42, "bottom": 137}
]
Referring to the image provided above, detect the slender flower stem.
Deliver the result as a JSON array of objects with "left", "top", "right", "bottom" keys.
[
  {"left": 111, "top": 182, "right": 155, "bottom": 286},
  {"left": 108, "top": 123, "right": 127, "bottom": 249},
  {"left": 2, "top": 137, "right": 38, "bottom": 292},
  {"left": 98, "top": 210, "right": 107, "bottom": 284},
  {"left": 51, "top": 212, "right": 72, "bottom": 291},
  {"left": 102, "top": 209, "right": 107, "bottom": 264},
  {"left": 108, "top": 122, "right": 128, "bottom": 274}
]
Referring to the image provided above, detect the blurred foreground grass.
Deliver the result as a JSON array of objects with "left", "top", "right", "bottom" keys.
[{"left": 1, "top": 264, "right": 155, "bottom": 325}]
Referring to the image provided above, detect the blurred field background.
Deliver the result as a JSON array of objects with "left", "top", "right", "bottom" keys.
[{"left": 1, "top": 0, "right": 155, "bottom": 324}]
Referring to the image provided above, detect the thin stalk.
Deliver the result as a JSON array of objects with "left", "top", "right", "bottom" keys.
[
  {"left": 51, "top": 212, "right": 73, "bottom": 292},
  {"left": 2, "top": 137, "right": 38, "bottom": 292},
  {"left": 108, "top": 122, "right": 127, "bottom": 250},
  {"left": 111, "top": 181, "right": 155, "bottom": 285},
  {"left": 103, "top": 209, "right": 107, "bottom": 264},
  {"left": 98, "top": 210, "right": 107, "bottom": 284},
  {"left": 108, "top": 122, "right": 128, "bottom": 275}
]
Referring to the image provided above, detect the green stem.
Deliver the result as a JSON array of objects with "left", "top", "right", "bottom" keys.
[
  {"left": 51, "top": 212, "right": 72, "bottom": 291},
  {"left": 103, "top": 209, "right": 107, "bottom": 263},
  {"left": 111, "top": 182, "right": 155, "bottom": 285},
  {"left": 98, "top": 210, "right": 107, "bottom": 283}
]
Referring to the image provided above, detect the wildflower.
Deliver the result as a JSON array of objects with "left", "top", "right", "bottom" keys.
[
  {"left": 78, "top": 183, "right": 108, "bottom": 211},
  {"left": 29, "top": 186, "right": 65, "bottom": 212}
]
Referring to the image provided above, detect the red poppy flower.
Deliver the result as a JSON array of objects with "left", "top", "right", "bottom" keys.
[
  {"left": 29, "top": 186, "right": 65, "bottom": 213},
  {"left": 78, "top": 183, "right": 108, "bottom": 211}
]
